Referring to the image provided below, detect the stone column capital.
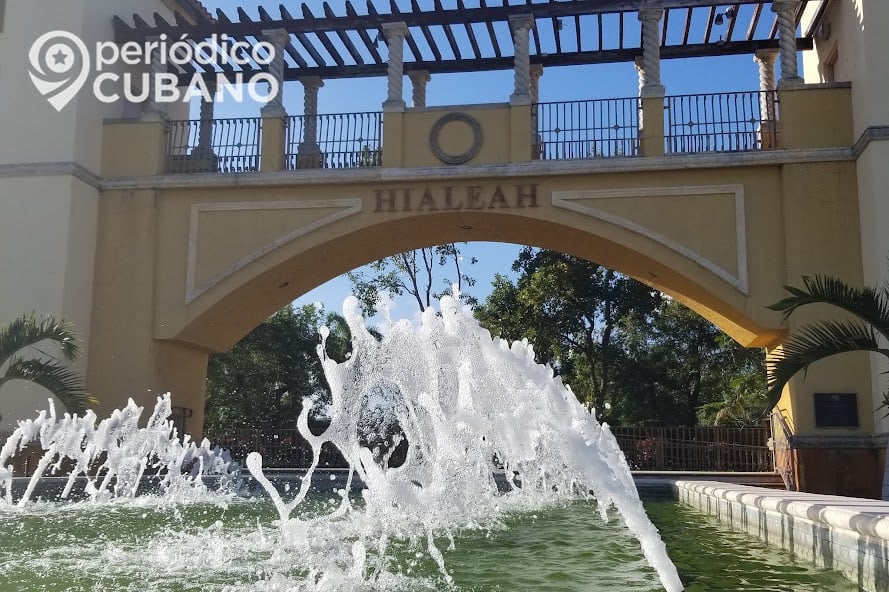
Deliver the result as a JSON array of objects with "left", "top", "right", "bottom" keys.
[
  {"left": 530, "top": 64, "right": 543, "bottom": 79},
  {"left": 408, "top": 70, "right": 431, "bottom": 84},
  {"left": 638, "top": 8, "right": 664, "bottom": 23},
  {"left": 261, "top": 28, "right": 290, "bottom": 47},
  {"left": 770, "top": 0, "right": 801, "bottom": 14},
  {"left": 299, "top": 76, "right": 324, "bottom": 91},
  {"left": 382, "top": 21, "right": 409, "bottom": 40},
  {"left": 754, "top": 48, "right": 779, "bottom": 65},
  {"left": 508, "top": 13, "right": 535, "bottom": 33}
]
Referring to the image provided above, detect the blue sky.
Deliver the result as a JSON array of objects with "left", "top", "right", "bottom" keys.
[{"left": 195, "top": 0, "right": 781, "bottom": 322}]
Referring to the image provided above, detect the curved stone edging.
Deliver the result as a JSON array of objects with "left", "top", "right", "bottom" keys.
[{"left": 674, "top": 480, "right": 889, "bottom": 592}]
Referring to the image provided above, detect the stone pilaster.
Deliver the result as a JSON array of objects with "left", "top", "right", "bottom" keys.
[
  {"left": 509, "top": 14, "right": 534, "bottom": 105},
  {"left": 638, "top": 8, "right": 665, "bottom": 97},
  {"left": 142, "top": 36, "right": 167, "bottom": 120},
  {"left": 754, "top": 49, "right": 779, "bottom": 119},
  {"left": 261, "top": 28, "right": 290, "bottom": 118},
  {"left": 771, "top": 0, "right": 802, "bottom": 84},
  {"left": 297, "top": 76, "right": 324, "bottom": 169},
  {"left": 382, "top": 22, "right": 408, "bottom": 111},
  {"left": 409, "top": 70, "right": 430, "bottom": 108}
]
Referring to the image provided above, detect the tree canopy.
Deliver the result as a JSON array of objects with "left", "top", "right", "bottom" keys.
[
  {"left": 0, "top": 313, "right": 96, "bottom": 420},
  {"left": 204, "top": 304, "right": 350, "bottom": 431},
  {"left": 474, "top": 248, "right": 767, "bottom": 426},
  {"left": 348, "top": 244, "right": 478, "bottom": 316}
]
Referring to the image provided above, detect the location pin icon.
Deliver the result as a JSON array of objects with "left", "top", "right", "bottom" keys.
[{"left": 28, "top": 31, "right": 91, "bottom": 112}]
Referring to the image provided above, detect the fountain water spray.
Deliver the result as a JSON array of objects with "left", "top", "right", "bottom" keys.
[
  {"left": 0, "top": 394, "right": 238, "bottom": 505},
  {"left": 0, "top": 292, "right": 684, "bottom": 591},
  {"left": 247, "top": 293, "right": 684, "bottom": 591}
]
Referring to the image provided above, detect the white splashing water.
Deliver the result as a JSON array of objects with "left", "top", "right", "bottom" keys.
[
  {"left": 0, "top": 394, "right": 239, "bottom": 505},
  {"left": 0, "top": 292, "right": 684, "bottom": 591},
  {"left": 246, "top": 293, "right": 684, "bottom": 592}
]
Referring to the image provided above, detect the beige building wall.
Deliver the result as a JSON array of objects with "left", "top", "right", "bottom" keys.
[
  {"left": 0, "top": 0, "right": 189, "bottom": 429},
  {"left": 802, "top": 0, "right": 889, "bottom": 433}
]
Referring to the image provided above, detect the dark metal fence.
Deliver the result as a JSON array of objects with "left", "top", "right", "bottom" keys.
[
  {"left": 770, "top": 411, "right": 798, "bottom": 491},
  {"left": 166, "top": 117, "right": 261, "bottom": 173},
  {"left": 205, "top": 425, "right": 773, "bottom": 472},
  {"left": 206, "top": 427, "right": 348, "bottom": 468},
  {"left": 535, "top": 98, "right": 640, "bottom": 160},
  {"left": 610, "top": 426, "right": 773, "bottom": 472},
  {"left": 665, "top": 91, "right": 778, "bottom": 154},
  {"left": 286, "top": 111, "right": 383, "bottom": 170}
]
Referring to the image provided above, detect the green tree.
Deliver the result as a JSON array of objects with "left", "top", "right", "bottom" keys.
[
  {"left": 348, "top": 244, "right": 478, "bottom": 316},
  {"left": 0, "top": 313, "right": 95, "bottom": 420},
  {"left": 475, "top": 249, "right": 767, "bottom": 426},
  {"left": 204, "top": 305, "right": 350, "bottom": 431},
  {"left": 647, "top": 300, "right": 765, "bottom": 426},
  {"left": 474, "top": 248, "right": 661, "bottom": 416}
]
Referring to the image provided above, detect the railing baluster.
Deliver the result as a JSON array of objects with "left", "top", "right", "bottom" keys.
[{"left": 663, "top": 90, "right": 775, "bottom": 155}]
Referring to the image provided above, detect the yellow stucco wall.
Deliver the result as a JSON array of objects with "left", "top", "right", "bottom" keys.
[{"left": 82, "top": 82, "right": 875, "bottom": 445}]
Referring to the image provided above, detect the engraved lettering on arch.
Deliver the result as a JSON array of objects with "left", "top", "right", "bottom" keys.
[{"left": 374, "top": 185, "right": 540, "bottom": 213}]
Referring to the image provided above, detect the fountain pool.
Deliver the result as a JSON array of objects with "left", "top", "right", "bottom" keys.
[
  {"left": 0, "top": 495, "right": 857, "bottom": 591},
  {"left": 0, "top": 293, "right": 860, "bottom": 591}
]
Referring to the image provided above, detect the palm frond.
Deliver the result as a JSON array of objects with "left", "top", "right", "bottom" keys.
[
  {"left": 765, "top": 319, "right": 889, "bottom": 407},
  {"left": 0, "top": 313, "right": 80, "bottom": 368},
  {"left": 1, "top": 358, "right": 96, "bottom": 415},
  {"left": 768, "top": 275, "right": 889, "bottom": 340}
]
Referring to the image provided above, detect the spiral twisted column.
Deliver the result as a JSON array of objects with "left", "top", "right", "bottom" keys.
[
  {"left": 637, "top": 8, "right": 664, "bottom": 96},
  {"left": 754, "top": 49, "right": 778, "bottom": 120},
  {"left": 409, "top": 70, "right": 430, "bottom": 108},
  {"left": 196, "top": 82, "right": 216, "bottom": 153},
  {"left": 509, "top": 14, "right": 534, "bottom": 105},
  {"left": 383, "top": 22, "right": 408, "bottom": 109},
  {"left": 771, "top": 0, "right": 802, "bottom": 82},
  {"left": 299, "top": 77, "right": 324, "bottom": 147},
  {"left": 143, "top": 36, "right": 166, "bottom": 119},
  {"left": 261, "top": 29, "right": 290, "bottom": 117}
]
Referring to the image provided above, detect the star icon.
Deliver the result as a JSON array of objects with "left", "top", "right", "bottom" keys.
[{"left": 51, "top": 48, "right": 70, "bottom": 66}]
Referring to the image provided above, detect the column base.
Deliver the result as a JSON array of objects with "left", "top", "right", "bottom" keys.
[
  {"left": 382, "top": 100, "right": 406, "bottom": 113},
  {"left": 261, "top": 105, "right": 288, "bottom": 119},
  {"left": 640, "top": 84, "right": 666, "bottom": 99},
  {"left": 510, "top": 93, "right": 531, "bottom": 106}
]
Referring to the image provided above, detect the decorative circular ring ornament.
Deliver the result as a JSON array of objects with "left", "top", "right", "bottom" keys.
[{"left": 430, "top": 112, "right": 483, "bottom": 165}]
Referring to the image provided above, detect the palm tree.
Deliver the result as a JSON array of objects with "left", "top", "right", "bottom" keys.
[
  {"left": 766, "top": 274, "right": 889, "bottom": 499},
  {"left": 0, "top": 314, "right": 96, "bottom": 420}
]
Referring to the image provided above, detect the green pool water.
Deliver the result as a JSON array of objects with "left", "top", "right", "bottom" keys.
[{"left": 0, "top": 497, "right": 857, "bottom": 591}]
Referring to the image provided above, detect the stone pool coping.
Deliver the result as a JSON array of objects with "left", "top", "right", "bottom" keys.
[{"left": 674, "top": 480, "right": 889, "bottom": 592}]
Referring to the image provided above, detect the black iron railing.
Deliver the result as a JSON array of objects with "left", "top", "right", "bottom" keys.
[
  {"left": 665, "top": 90, "right": 778, "bottom": 154},
  {"left": 286, "top": 111, "right": 383, "bottom": 170},
  {"left": 166, "top": 117, "right": 261, "bottom": 173},
  {"left": 206, "top": 427, "right": 348, "bottom": 468},
  {"left": 535, "top": 97, "right": 640, "bottom": 160},
  {"left": 770, "top": 411, "right": 798, "bottom": 491},
  {"left": 207, "top": 425, "right": 773, "bottom": 472},
  {"left": 610, "top": 426, "right": 773, "bottom": 472}
]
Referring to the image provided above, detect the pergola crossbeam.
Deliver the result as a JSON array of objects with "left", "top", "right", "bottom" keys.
[{"left": 114, "top": 0, "right": 822, "bottom": 83}]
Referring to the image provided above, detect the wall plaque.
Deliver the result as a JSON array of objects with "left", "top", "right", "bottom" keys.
[
  {"left": 813, "top": 392, "right": 858, "bottom": 428},
  {"left": 429, "top": 112, "right": 483, "bottom": 165}
]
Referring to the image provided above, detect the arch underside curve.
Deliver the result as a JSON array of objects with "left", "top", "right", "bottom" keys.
[{"left": 169, "top": 208, "right": 785, "bottom": 352}]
